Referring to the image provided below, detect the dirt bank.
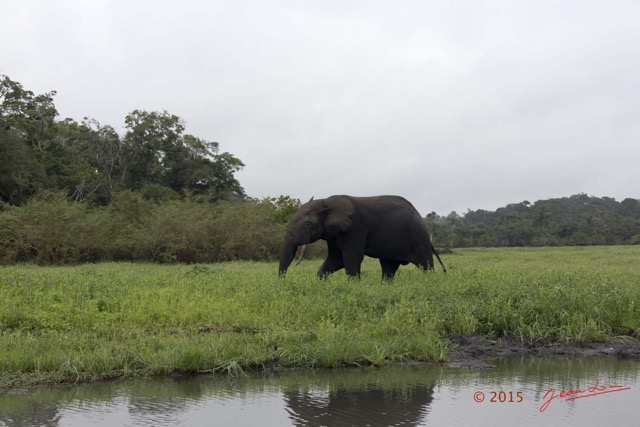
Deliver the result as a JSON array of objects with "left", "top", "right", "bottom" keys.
[{"left": 446, "top": 335, "right": 640, "bottom": 370}]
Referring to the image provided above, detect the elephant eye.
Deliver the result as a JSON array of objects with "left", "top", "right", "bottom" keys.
[{"left": 303, "top": 221, "right": 312, "bottom": 229}]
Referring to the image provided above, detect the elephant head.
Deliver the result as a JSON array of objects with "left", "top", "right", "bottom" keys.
[{"left": 278, "top": 196, "right": 354, "bottom": 276}]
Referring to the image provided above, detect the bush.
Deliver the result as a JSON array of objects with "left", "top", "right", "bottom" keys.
[
  {"left": 0, "top": 191, "right": 110, "bottom": 264},
  {"left": 0, "top": 191, "right": 292, "bottom": 264}
]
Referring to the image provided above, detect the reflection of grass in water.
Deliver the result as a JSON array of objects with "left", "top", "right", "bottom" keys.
[
  {"left": 0, "top": 246, "right": 639, "bottom": 389},
  {"left": 2, "top": 360, "right": 639, "bottom": 425},
  {"left": 442, "top": 356, "right": 640, "bottom": 391}
]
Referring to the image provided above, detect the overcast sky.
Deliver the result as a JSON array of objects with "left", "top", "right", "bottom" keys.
[{"left": 2, "top": 0, "right": 639, "bottom": 215}]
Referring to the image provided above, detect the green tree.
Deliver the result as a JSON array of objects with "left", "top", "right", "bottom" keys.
[
  {"left": 121, "top": 110, "right": 246, "bottom": 200},
  {"left": 267, "top": 195, "right": 301, "bottom": 223},
  {"left": 79, "top": 118, "right": 123, "bottom": 196},
  {"left": 207, "top": 151, "right": 246, "bottom": 201},
  {"left": 121, "top": 110, "right": 184, "bottom": 189},
  {"left": 0, "top": 127, "right": 45, "bottom": 204},
  {"left": 0, "top": 75, "right": 58, "bottom": 152},
  {"left": 0, "top": 75, "right": 58, "bottom": 204},
  {"left": 51, "top": 118, "right": 123, "bottom": 204},
  {"left": 616, "top": 198, "right": 640, "bottom": 219}
]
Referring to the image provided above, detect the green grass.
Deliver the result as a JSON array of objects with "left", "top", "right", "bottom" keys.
[{"left": 1, "top": 246, "right": 639, "bottom": 389}]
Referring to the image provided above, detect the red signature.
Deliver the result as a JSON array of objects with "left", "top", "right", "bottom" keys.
[{"left": 539, "top": 379, "right": 631, "bottom": 412}]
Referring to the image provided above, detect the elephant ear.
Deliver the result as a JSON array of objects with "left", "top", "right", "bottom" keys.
[{"left": 323, "top": 196, "right": 354, "bottom": 236}]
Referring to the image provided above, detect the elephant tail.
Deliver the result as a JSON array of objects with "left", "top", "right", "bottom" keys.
[{"left": 431, "top": 243, "right": 447, "bottom": 273}]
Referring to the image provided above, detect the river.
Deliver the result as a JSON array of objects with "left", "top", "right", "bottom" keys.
[{"left": 1, "top": 356, "right": 638, "bottom": 426}]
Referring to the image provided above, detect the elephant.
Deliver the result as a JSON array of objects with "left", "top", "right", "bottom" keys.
[
  {"left": 278, "top": 195, "right": 446, "bottom": 279},
  {"left": 284, "top": 383, "right": 435, "bottom": 425}
]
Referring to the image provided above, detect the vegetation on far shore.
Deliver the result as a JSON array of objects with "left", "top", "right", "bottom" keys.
[
  {"left": 2, "top": 74, "right": 640, "bottom": 268},
  {"left": 1, "top": 246, "right": 639, "bottom": 390},
  {"left": 429, "top": 193, "right": 640, "bottom": 248},
  {"left": 2, "top": 190, "right": 640, "bottom": 266}
]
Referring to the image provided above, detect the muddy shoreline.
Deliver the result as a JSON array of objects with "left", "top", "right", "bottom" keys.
[{"left": 446, "top": 335, "right": 640, "bottom": 369}]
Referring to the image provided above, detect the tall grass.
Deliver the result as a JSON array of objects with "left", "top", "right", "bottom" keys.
[{"left": 1, "top": 246, "right": 638, "bottom": 389}]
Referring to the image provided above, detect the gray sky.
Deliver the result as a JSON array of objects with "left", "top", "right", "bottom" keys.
[{"left": 2, "top": 0, "right": 639, "bottom": 215}]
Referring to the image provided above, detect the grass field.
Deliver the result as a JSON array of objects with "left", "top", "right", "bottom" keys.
[{"left": 1, "top": 246, "right": 639, "bottom": 389}]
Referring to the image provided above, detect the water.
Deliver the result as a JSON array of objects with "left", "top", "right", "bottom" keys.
[{"left": 1, "top": 357, "right": 638, "bottom": 426}]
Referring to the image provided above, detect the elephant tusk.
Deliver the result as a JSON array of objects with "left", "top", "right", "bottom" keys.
[{"left": 295, "top": 244, "right": 308, "bottom": 265}]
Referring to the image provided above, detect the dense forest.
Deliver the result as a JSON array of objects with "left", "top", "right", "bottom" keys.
[
  {"left": 0, "top": 75, "right": 245, "bottom": 206},
  {"left": 1, "top": 75, "right": 638, "bottom": 264},
  {"left": 429, "top": 194, "right": 640, "bottom": 248}
]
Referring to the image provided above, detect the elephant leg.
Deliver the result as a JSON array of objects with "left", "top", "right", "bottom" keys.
[
  {"left": 414, "top": 245, "right": 435, "bottom": 272},
  {"left": 342, "top": 250, "right": 364, "bottom": 278},
  {"left": 331, "top": 235, "right": 365, "bottom": 278},
  {"left": 415, "top": 257, "right": 434, "bottom": 272},
  {"left": 317, "top": 243, "right": 344, "bottom": 278},
  {"left": 379, "top": 259, "right": 400, "bottom": 280}
]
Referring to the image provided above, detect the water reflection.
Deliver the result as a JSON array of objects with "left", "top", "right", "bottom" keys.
[
  {"left": 0, "top": 357, "right": 638, "bottom": 427},
  {"left": 282, "top": 368, "right": 435, "bottom": 426}
]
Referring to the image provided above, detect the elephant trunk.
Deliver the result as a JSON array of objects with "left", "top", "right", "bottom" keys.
[{"left": 279, "top": 241, "right": 298, "bottom": 277}]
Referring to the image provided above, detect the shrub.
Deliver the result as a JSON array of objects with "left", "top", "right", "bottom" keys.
[{"left": 0, "top": 191, "right": 295, "bottom": 264}]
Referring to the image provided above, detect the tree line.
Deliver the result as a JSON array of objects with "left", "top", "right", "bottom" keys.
[
  {"left": 428, "top": 194, "right": 640, "bottom": 248},
  {"left": 1, "top": 75, "right": 638, "bottom": 264},
  {"left": 1, "top": 75, "right": 245, "bottom": 206}
]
